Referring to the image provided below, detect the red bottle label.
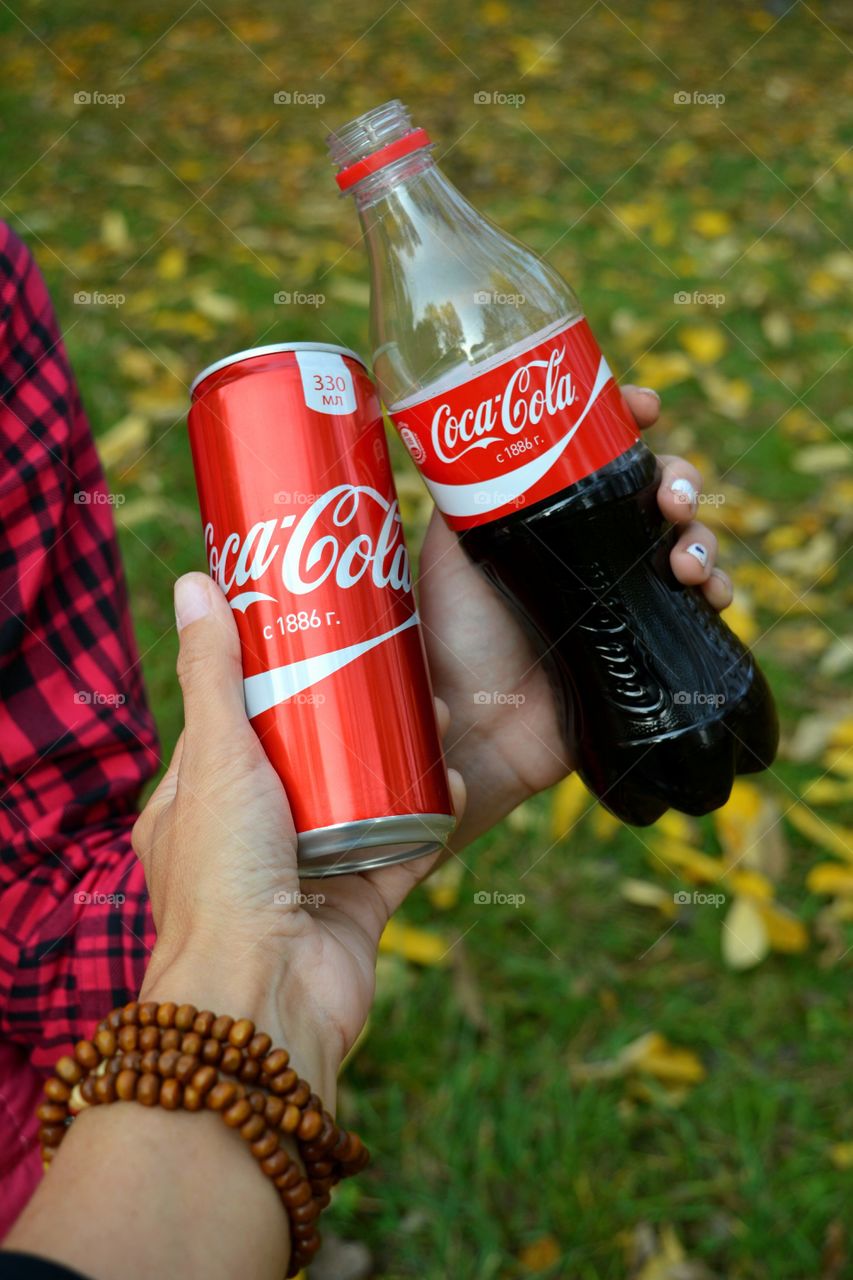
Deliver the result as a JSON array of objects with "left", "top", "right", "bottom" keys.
[{"left": 390, "top": 317, "right": 640, "bottom": 530}]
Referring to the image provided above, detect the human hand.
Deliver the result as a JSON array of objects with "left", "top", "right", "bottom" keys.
[
  {"left": 417, "top": 386, "right": 733, "bottom": 848},
  {"left": 134, "top": 573, "right": 464, "bottom": 1108}
]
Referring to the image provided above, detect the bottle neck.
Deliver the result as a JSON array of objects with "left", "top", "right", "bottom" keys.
[{"left": 349, "top": 155, "right": 486, "bottom": 254}]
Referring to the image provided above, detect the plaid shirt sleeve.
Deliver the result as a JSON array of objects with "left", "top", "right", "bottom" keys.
[{"left": 0, "top": 222, "right": 160, "bottom": 1073}]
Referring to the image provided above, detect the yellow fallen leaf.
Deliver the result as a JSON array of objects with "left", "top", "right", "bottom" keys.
[
  {"left": 571, "top": 1030, "right": 704, "bottom": 1091},
  {"left": 756, "top": 900, "right": 808, "bottom": 953},
  {"left": 551, "top": 774, "right": 590, "bottom": 840},
  {"left": 379, "top": 918, "right": 448, "bottom": 966},
  {"left": 192, "top": 290, "right": 241, "bottom": 323},
  {"left": 425, "top": 859, "right": 463, "bottom": 911},
  {"left": 714, "top": 779, "right": 762, "bottom": 850},
  {"left": 590, "top": 805, "right": 622, "bottom": 842},
  {"left": 807, "top": 269, "right": 841, "bottom": 300},
  {"left": 786, "top": 805, "right": 853, "bottom": 863},
  {"left": 652, "top": 810, "right": 697, "bottom": 844},
  {"left": 157, "top": 246, "right": 187, "bottom": 280},
  {"left": 726, "top": 868, "right": 774, "bottom": 900},
  {"left": 779, "top": 406, "right": 828, "bottom": 441},
  {"left": 620, "top": 879, "right": 677, "bottom": 916},
  {"left": 722, "top": 897, "right": 769, "bottom": 969},
  {"left": 691, "top": 209, "right": 733, "bottom": 238},
  {"left": 829, "top": 1143, "right": 853, "bottom": 1170},
  {"left": 647, "top": 838, "right": 726, "bottom": 883},
  {"left": 802, "top": 777, "right": 853, "bottom": 805},
  {"left": 821, "top": 748, "right": 853, "bottom": 778},
  {"left": 101, "top": 209, "right": 130, "bottom": 252},
  {"left": 700, "top": 371, "right": 753, "bottom": 419},
  {"left": 96, "top": 414, "right": 150, "bottom": 472},
  {"left": 631, "top": 350, "right": 692, "bottom": 391},
  {"left": 721, "top": 595, "right": 759, "bottom": 645},
  {"left": 830, "top": 719, "right": 853, "bottom": 749},
  {"left": 806, "top": 863, "right": 853, "bottom": 895},
  {"left": 678, "top": 324, "right": 727, "bottom": 364},
  {"left": 518, "top": 1235, "right": 561, "bottom": 1272},
  {"left": 714, "top": 781, "right": 787, "bottom": 881},
  {"left": 793, "top": 444, "right": 852, "bottom": 474},
  {"left": 761, "top": 312, "right": 792, "bottom": 348},
  {"left": 635, "top": 1041, "right": 706, "bottom": 1086}
]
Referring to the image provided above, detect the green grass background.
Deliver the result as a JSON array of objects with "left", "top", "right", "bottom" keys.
[{"left": 1, "top": 2, "right": 851, "bottom": 1276}]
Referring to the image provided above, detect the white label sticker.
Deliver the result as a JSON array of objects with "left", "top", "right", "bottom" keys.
[{"left": 294, "top": 351, "right": 356, "bottom": 416}]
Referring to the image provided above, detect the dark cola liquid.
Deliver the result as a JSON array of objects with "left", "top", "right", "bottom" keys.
[{"left": 460, "top": 441, "right": 779, "bottom": 825}]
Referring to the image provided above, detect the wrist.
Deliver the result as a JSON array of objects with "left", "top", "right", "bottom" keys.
[{"left": 139, "top": 945, "right": 340, "bottom": 1110}]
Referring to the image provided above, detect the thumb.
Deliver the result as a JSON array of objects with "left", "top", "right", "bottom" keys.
[{"left": 174, "top": 573, "right": 250, "bottom": 756}]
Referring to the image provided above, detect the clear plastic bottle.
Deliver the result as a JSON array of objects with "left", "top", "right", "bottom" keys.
[{"left": 328, "top": 101, "right": 778, "bottom": 823}]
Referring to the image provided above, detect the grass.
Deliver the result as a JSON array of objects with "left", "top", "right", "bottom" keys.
[{"left": 1, "top": 1, "right": 851, "bottom": 1275}]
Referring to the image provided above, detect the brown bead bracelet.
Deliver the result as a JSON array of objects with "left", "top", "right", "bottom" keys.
[{"left": 38, "top": 1001, "right": 368, "bottom": 1277}]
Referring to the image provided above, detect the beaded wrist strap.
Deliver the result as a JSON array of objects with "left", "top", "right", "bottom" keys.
[{"left": 38, "top": 1000, "right": 368, "bottom": 1277}]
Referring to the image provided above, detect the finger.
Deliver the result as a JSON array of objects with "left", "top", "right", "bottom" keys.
[
  {"left": 656, "top": 455, "right": 704, "bottom": 524},
  {"left": 434, "top": 695, "right": 451, "bottom": 737},
  {"left": 174, "top": 573, "right": 253, "bottom": 760},
  {"left": 702, "top": 567, "right": 733, "bottom": 612},
  {"left": 621, "top": 384, "right": 661, "bottom": 430},
  {"left": 670, "top": 523, "right": 719, "bottom": 585},
  {"left": 448, "top": 767, "right": 466, "bottom": 823}
]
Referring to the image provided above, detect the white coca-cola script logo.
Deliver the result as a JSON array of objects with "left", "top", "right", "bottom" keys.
[
  {"left": 430, "top": 346, "right": 578, "bottom": 464},
  {"left": 206, "top": 484, "right": 412, "bottom": 607}
]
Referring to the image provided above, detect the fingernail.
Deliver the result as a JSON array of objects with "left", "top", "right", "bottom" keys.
[
  {"left": 637, "top": 386, "right": 660, "bottom": 405},
  {"left": 686, "top": 543, "right": 709, "bottom": 567},
  {"left": 670, "top": 477, "right": 697, "bottom": 511},
  {"left": 710, "top": 567, "right": 731, "bottom": 589},
  {"left": 174, "top": 575, "right": 211, "bottom": 631}
]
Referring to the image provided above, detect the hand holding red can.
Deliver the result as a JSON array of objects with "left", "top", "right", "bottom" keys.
[{"left": 188, "top": 343, "right": 455, "bottom": 875}]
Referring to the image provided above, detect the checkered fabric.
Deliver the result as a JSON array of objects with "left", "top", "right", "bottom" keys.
[{"left": 0, "top": 222, "right": 160, "bottom": 1225}]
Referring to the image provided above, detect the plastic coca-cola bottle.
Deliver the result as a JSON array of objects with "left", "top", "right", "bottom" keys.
[{"left": 327, "top": 101, "right": 778, "bottom": 825}]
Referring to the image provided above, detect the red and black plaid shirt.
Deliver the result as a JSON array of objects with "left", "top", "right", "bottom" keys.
[{"left": 0, "top": 223, "right": 160, "bottom": 1218}]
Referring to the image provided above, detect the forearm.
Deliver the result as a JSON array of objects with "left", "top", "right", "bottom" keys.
[
  {"left": 6, "top": 949, "right": 340, "bottom": 1279},
  {"left": 8, "top": 1102, "right": 291, "bottom": 1280}
]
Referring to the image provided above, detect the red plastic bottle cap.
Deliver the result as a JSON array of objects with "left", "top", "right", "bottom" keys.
[{"left": 335, "top": 128, "right": 432, "bottom": 192}]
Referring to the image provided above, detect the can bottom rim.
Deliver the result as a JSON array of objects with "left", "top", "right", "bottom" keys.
[{"left": 296, "top": 813, "right": 455, "bottom": 878}]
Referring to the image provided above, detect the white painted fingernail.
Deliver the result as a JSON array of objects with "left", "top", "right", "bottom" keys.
[
  {"left": 686, "top": 543, "right": 709, "bottom": 567},
  {"left": 670, "top": 477, "right": 697, "bottom": 511}
]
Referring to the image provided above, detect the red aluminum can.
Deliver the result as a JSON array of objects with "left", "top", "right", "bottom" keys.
[{"left": 188, "top": 342, "right": 455, "bottom": 875}]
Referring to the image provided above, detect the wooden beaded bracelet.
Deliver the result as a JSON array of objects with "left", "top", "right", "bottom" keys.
[{"left": 38, "top": 1001, "right": 368, "bottom": 1278}]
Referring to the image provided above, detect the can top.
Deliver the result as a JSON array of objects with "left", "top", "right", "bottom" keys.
[{"left": 190, "top": 342, "right": 366, "bottom": 397}]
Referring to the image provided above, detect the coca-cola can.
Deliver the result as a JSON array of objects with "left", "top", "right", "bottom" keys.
[{"left": 188, "top": 342, "right": 455, "bottom": 876}]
